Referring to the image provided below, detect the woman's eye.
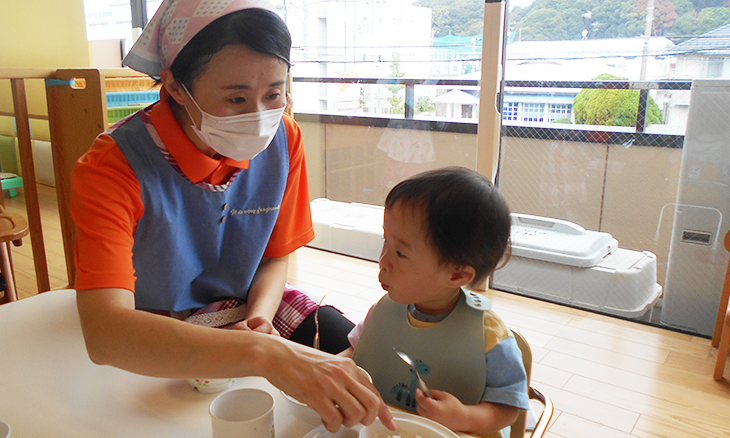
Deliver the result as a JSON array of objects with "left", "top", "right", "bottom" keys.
[
  {"left": 267, "top": 92, "right": 282, "bottom": 100},
  {"left": 230, "top": 97, "right": 246, "bottom": 104}
]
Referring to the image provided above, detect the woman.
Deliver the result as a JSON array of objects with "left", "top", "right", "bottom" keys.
[{"left": 71, "top": 0, "right": 395, "bottom": 432}]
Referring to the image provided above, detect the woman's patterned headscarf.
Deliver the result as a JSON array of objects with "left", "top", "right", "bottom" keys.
[{"left": 122, "top": 0, "right": 279, "bottom": 77}]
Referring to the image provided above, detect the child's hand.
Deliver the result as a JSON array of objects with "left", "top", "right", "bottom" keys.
[{"left": 414, "top": 388, "right": 467, "bottom": 431}]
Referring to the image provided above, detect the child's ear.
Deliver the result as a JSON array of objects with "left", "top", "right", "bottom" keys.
[{"left": 448, "top": 264, "right": 476, "bottom": 287}]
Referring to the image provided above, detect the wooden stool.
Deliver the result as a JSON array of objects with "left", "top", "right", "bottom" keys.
[
  {"left": 0, "top": 175, "right": 24, "bottom": 198},
  {"left": 0, "top": 208, "right": 29, "bottom": 303}
]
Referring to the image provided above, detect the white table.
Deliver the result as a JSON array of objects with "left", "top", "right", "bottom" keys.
[{"left": 0, "top": 289, "right": 327, "bottom": 437}]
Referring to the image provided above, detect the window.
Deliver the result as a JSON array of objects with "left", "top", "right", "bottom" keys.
[
  {"left": 548, "top": 104, "right": 571, "bottom": 122},
  {"left": 503, "top": 102, "right": 518, "bottom": 121},
  {"left": 522, "top": 103, "right": 544, "bottom": 122},
  {"left": 462, "top": 105, "right": 473, "bottom": 118},
  {"left": 707, "top": 58, "right": 724, "bottom": 78}
]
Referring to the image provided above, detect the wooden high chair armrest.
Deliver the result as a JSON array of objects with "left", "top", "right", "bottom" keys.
[{"left": 528, "top": 386, "right": 554, "bottom": 438}]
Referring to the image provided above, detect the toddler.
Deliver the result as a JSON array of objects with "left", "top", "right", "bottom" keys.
[{"left": 346, "top": 167, "right": 529, "bottom": 437}]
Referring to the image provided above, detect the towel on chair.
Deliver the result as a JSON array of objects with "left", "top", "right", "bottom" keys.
[{"left": 180, "top": 283, "right": 319, "bottom": 339}]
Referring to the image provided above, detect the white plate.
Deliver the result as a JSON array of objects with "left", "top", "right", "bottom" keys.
[{"left": 302, "top": 411, "right": 459, "bottom": 438}]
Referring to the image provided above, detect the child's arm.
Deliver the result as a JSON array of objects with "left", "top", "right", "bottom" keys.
[{"left": 415, "top": 388, "right": 519, "bottom": 436}]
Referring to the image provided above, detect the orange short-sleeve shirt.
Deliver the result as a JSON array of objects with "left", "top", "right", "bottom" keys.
[{"left": 71, "top": 91, "right": 314, "bottom": 292}]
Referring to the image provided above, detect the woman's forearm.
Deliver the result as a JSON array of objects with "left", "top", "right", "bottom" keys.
[
  {"left": 76, "top": 288, "right": 275, "bottom": 378},
  {"left": 76, "top": 287, "right": 397, "bottom": 432},
  {"left": 244, "top": 254, "right": 289, "bottom": 321}
]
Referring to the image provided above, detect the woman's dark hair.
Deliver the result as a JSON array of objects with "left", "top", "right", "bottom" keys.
[
  {"left": 169, "top": 8, "right": 291, "bottom": 89},
  {"left": 385, "top": 167, "right": 512, "bottom": 289}
]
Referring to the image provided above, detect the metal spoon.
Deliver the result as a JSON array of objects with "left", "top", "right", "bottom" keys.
[{"left": 393, "top": 348, "right": 433, "bottom": 397}]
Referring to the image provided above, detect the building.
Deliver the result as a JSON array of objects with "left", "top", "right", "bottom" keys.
[
  {"left": 669, "top": 23, "right": 730, "bottom": 80},
  {"left": 282, "top": 0, "right": 433, "bottom": 115}
]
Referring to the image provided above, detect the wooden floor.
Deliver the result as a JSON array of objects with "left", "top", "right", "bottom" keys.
[{"left": 4, "top": 185, "right": 730, "bottom": 438}]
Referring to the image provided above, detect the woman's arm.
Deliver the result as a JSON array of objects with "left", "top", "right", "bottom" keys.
[
  {"left": 237, "top": 255, "right": 289, "bottom": 333},
  {"left": 76, "top": 287, "right": 396, "bottom": 432}
]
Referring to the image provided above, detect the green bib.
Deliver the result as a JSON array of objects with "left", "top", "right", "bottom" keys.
[{"left": 352, "top": 290, "right": 488, "bottom": 412}]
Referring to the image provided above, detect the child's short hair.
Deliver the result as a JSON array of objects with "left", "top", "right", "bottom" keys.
[{"left": 385, "top": 167, "right": 511, "bottom": 289}]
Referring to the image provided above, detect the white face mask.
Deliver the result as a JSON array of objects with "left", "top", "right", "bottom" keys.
[{"left": 182, "top": 85, "right": 284, "bottom": 161}]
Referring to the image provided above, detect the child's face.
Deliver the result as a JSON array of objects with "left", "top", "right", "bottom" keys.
[{"left": 379, "top": 202, "right": 462, "bottom": 315}]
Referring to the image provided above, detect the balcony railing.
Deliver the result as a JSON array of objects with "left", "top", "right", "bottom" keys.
[{"left": 292, "top": 76, "right": 692, "bottom": 145}]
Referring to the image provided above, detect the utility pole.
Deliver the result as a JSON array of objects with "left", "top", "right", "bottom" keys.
[{"left": 640, "top": 0, "right": 655, "bottom": 80}]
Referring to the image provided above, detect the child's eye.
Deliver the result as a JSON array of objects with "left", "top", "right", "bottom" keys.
[{"left": 396, "top": 251, "right": 406, "bottom": 258}]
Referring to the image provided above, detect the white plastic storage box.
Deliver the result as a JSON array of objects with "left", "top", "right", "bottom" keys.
[
  {"left": 492, "top": 214, "right": 662, "bottom": 320},
  {"left": 308, "top": 198, "right": 384, "bottom": 261}
]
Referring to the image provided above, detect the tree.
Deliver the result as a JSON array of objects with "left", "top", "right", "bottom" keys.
[
  {"left": 508, "top": 0, "right": 730, "bottom": 41},
  {"left": 573, "top": 74, "right": 663, "bottom": 126},
  {"left": 518, "top": 8, "right": 571, "bottom": 40},
  {"left": 415, "top": 0, "right": 484, "bottom": 36},
  {"left": 416, "top": 96, "right": 436, "bottom": 113},
  {"left": 633, "top": 0, "right": 681, "bottom": 35},
  {"left": 669, "top": 7, "right": 730, "bottom": 40},
  {"left": 387, "top": 54, "right": 406, "bottom": 115}
]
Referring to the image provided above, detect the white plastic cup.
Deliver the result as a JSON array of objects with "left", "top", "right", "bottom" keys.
[{"left": 209, "top": 388, "right": 275, "bottom": 438}]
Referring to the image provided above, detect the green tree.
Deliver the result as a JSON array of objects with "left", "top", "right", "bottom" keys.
[
  {"left": 387, "top": 54, "right": 405, "bottom": 115},
  {"left": 416, "top": 96, "right": 436, "bottom": 113},
  {"left": 518, "top": 8, "right": 571, "bottom": 40},
  {"left": 573, "top": 74, "right": 663, "bottom": 126},
  {"left": 593, "top": 0, "right": 645, "bottom": 38},
  {"left": 672, "top": 0, "right": 696, "bottom": 16},
  {"left": 415, "top": 0, "right": 484, "bottom": 36},
  {"left": 508, "top": 0, "right": 729, "bottom": 41},
  {"left": 511, "top": 0, "right": 588, "bottom": 40},
  {"left": 633, "top": 0, "right": 681, "bottom": 35},
  {"left": 669, "top": 7, "right": 730, "bottom": 40}
]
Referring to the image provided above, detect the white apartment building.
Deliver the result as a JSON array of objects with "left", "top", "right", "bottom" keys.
[{"left": 279, "top": 0, "right": 433, "bottom": 114}]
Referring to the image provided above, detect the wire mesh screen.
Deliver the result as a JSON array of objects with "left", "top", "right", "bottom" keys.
[{"left": 495, "top": 79, "right": 730, "bottom": 337}]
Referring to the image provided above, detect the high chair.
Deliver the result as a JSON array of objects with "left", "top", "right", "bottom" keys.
[
  {"left": 0, "top": 204, "right": 29, "bottom": 303},
  {"left": 511, "top": 330, "right": 554, "bottom": 437},
  {"left": 712, "top": 229, "right": 730, "bottom": 380}
]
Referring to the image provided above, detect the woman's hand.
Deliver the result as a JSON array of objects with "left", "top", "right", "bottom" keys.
[
  {"left": 266, "top": 341, "right": 397, "bottom": 433},
  {"left": 225, "top": 316, "right": 280, "bottom": 336}
]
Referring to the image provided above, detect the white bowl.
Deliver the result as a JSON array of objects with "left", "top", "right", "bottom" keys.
[
  {"left": 186, "top": 378, "right": 234, "bottom": 393},
  {"left": 360, "top": 412, "right": 459, "bottom": 438},
  {"left": 302, "top": 412, "right": 458, "bottom": 438}
]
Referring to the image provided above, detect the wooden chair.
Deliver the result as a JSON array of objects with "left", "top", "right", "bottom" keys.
[
  {"left": 712, "top": 229, "right": 730, "bottom": 380},
  {"left": 511, "top": 330, "right": 554, "bottom": 437},
  {"left": 0, "top": 205, "right": 30, "bottom": 303}
]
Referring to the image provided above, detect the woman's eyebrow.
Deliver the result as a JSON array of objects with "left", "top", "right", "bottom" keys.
[{"left": 221, "top": 80, "right": 286, "bottom": 90}]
